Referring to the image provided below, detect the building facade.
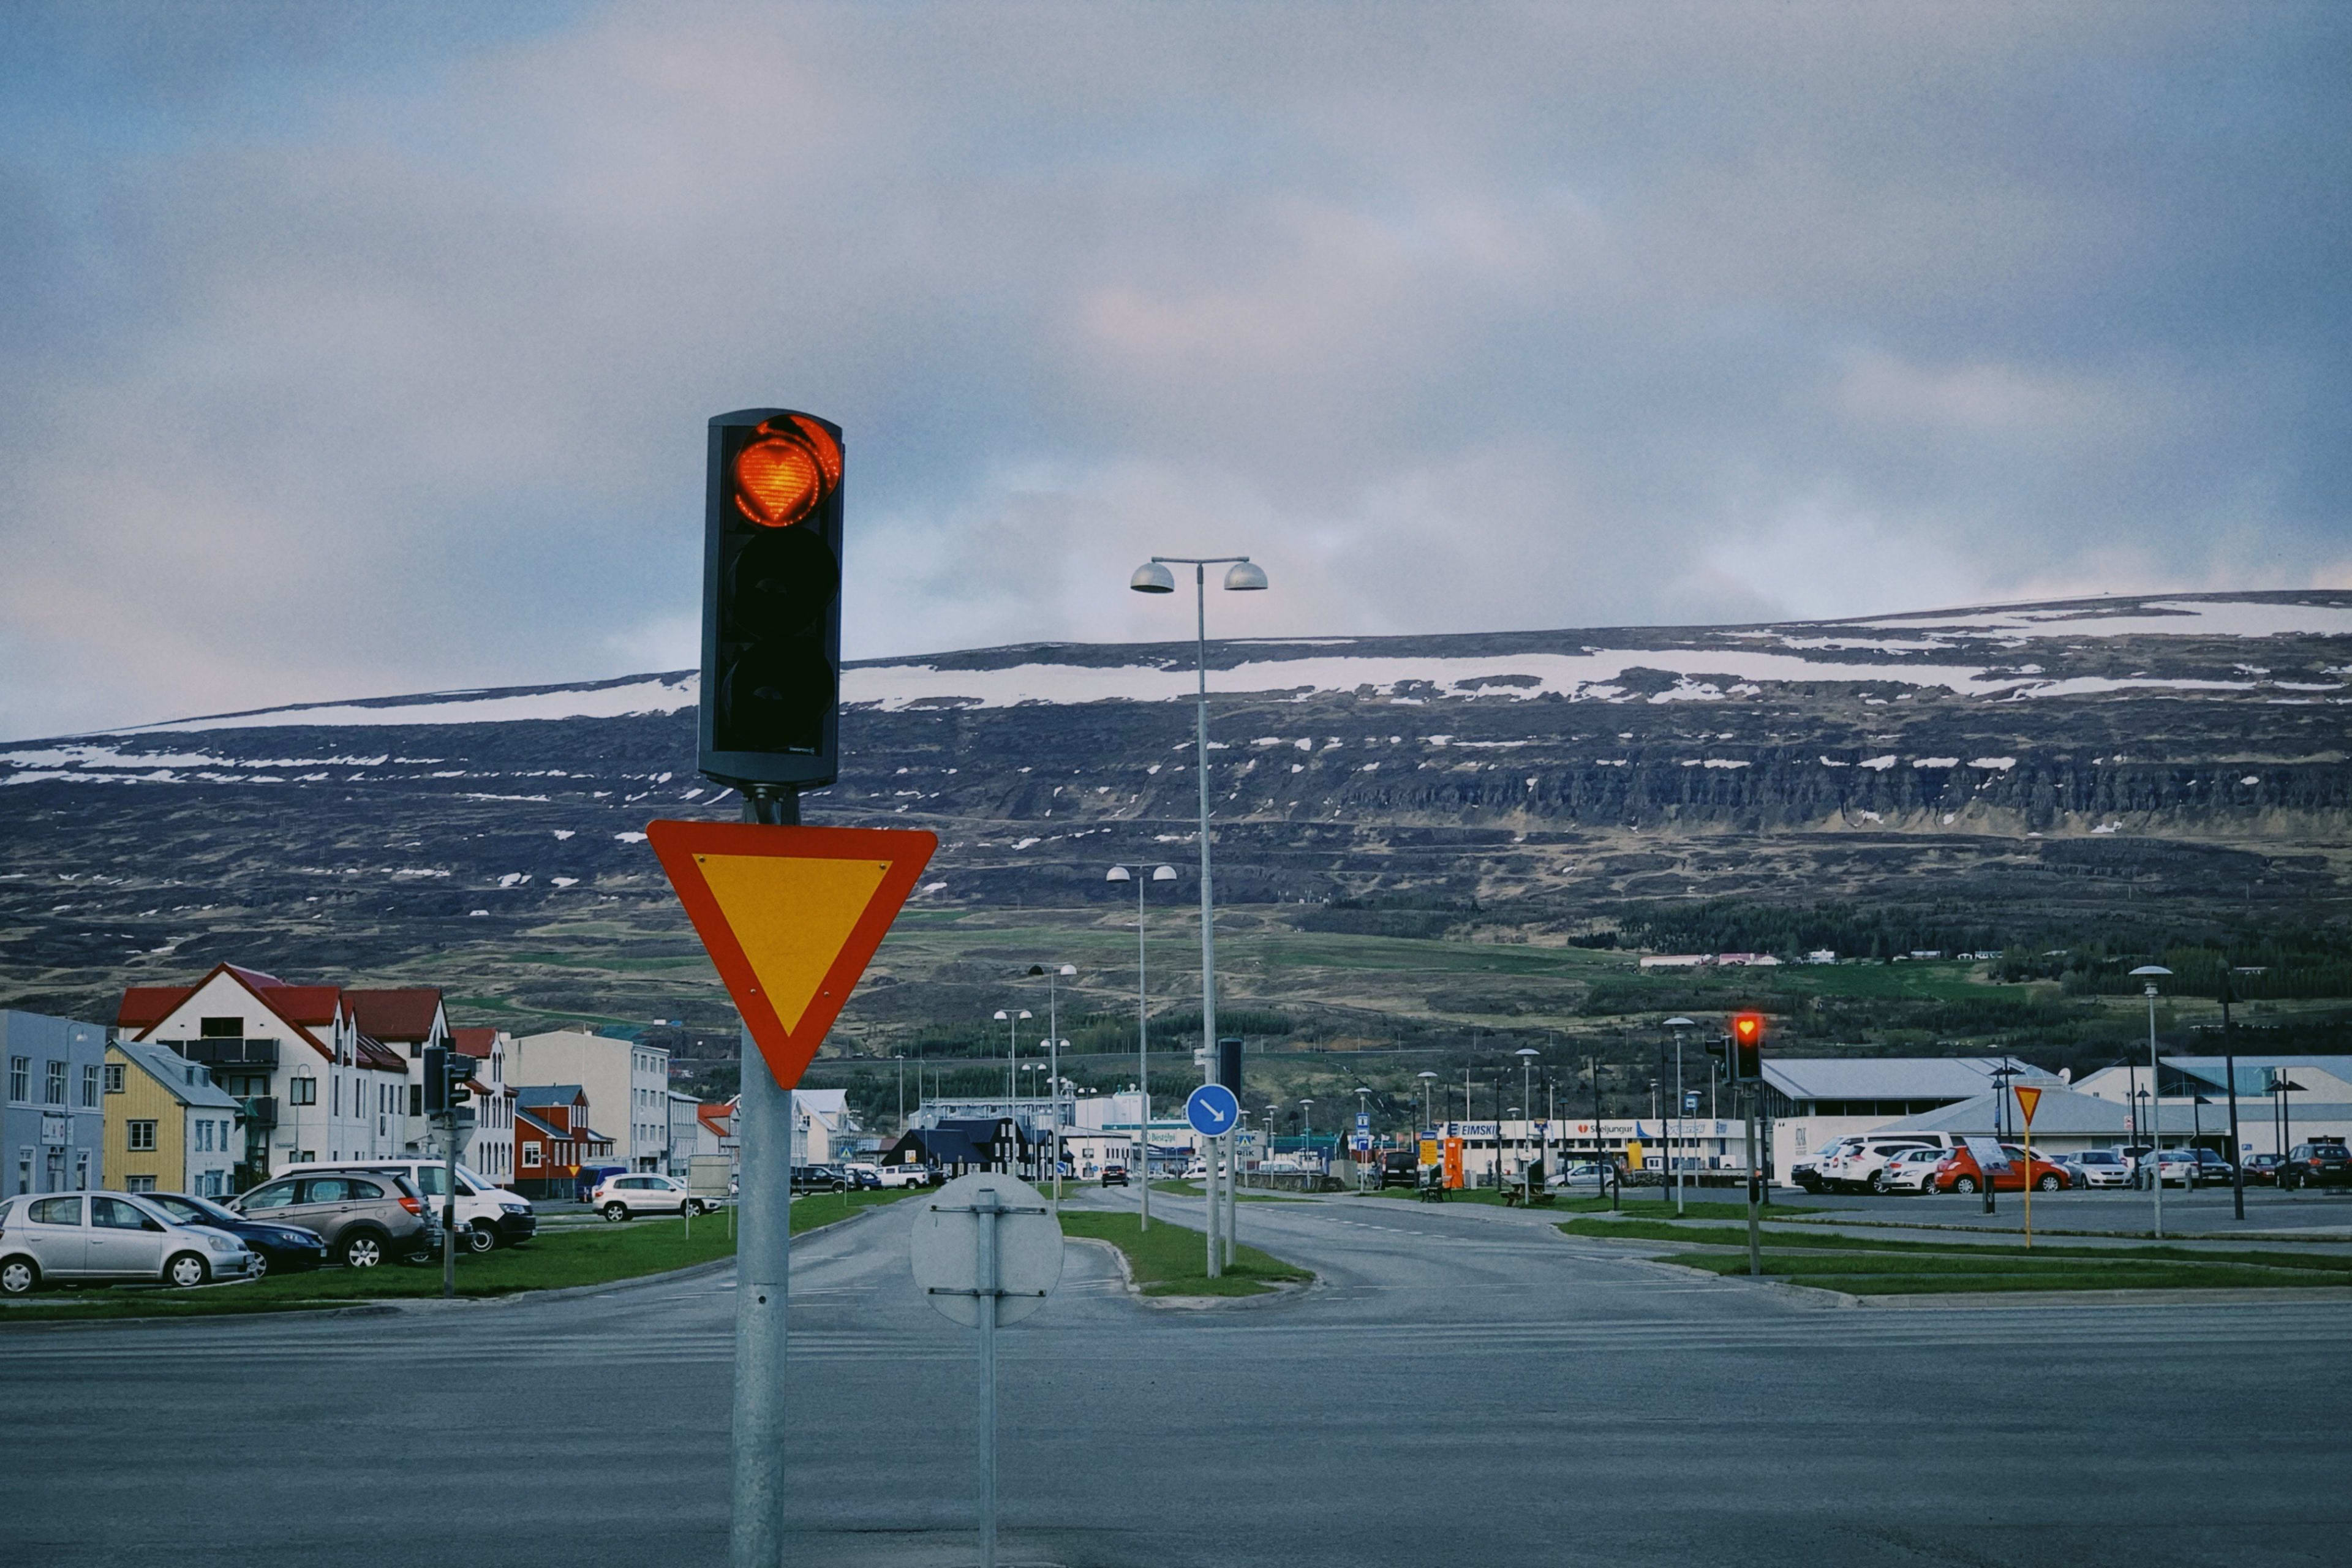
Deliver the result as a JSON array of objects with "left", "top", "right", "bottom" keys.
[
  {"left": 449, "top": 1027, "right": 518, "bottom": 1184},
  {"left": 510, "top": 1028, "right": 670, "bottom": 1172},
  {"left": 102, "top": 1039, "right": 243, "bottom": 1196},
  {"left": 2, "top": 1009, "right": 107, "bottom": 1197}
]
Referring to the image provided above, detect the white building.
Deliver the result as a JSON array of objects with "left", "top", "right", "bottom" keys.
[
  {"left": 510, "top": 1028, "right": 671, "bottom": 1171},
  {"left": 450, "top": 1027, "right": 518, "bottom": 1185},
  {"left": 2072, "top": 1055, "right": 2352, "bottom": 1157},
  {"left": 1765, "top": 1057, "right": 2051, "bottom": 1186},
  {"left": 791, "top": 1088, "right": 853, "bottom": 1164},
  {"left": 344, "top": 987, "right": 451, "bottom": 1156},
  {"left": 117, "top": 963, "right": 410, "bottom": 1176}
]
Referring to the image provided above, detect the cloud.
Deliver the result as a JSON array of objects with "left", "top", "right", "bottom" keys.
[{"left": 1, "top": 1, "right": 2347, "bottom": 736}]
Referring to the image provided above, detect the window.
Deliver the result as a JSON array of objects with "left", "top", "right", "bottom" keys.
[
  {"left": 104, "top": 1062, "right": 124, "bottom": 1094},
  {"left": 410, "top": 1084, "right": 423, "bottom": 1118},
  {"left": 127, "top": 1121, "right": 157, "bottom": 1152},
  {"left": 44, "top": 1060, "right": 67, "bottom": 1105},
  {"left": 74, "top": 1152, "right": 90, "bottom": 1189},
  {"left": 522, "top": 1144, "right": 542, "bottom": 1169},
  {"left": 332, "top": 1076, "right": 342, "bottom": 1117},
  {"left": 200, "top": 1170, "right": 225, "bottom": 1197},
  {"left": 80, "top": 1064, "right": 100, "bottom": 1108},
  {"left": 289, "top": 1075, "right": 317, "bottom": 1106},
  {"left": 125, "top": 1176, "right": 157, "bottom": 1193},
  {"left": 92, "top": 1196, "right": 154, "bottom": 1230},
  {"left": 28, "top": 1195, "right": 82, "bottom": 1226},
  {"left": 7, "top": 1057, "right": 24, "bottom": 1102},
  {"left": 199, "top": 1017, "right": 242, "bottom": 1038},
  {"left": 195, "top": 1120, "right": 213, "bottom": 1153}
]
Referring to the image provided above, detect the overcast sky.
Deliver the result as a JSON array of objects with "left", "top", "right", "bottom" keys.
[{"left": 1, "top": 2, "right": 2345, "bottom": 738}]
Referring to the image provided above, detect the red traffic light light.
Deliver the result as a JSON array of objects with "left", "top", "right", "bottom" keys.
[
  {"left": 1730, "top": 1012, "right": 1764, "bottom": 1080},
  {"left": 731, "top": 415, "right": 842, "bottom": 530},
  {"left": 1732, "top": 1012, "right": 1763, "bottom": 1046}
]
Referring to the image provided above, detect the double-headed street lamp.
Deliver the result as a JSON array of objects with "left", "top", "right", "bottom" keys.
[
  {"left": 1107, "top": 864, "right": 1177, "bottom": 1229},
  {"left": 1133, "top": 552, "right": 1267, "bottom": 1281},
  {"left": 1662, "top": 1019, "right": 1695, "bottom": 1217},
  {"left": 1514, "top": 1047, "right": 1542, "bottom": 1196},
  {"left": 1417, "top": 1071, "right": 1439, "bottom": 1135},
  {"left": 2130, "top": 965, "right": 2173, "bottom": 1238},
  {"left": 1027, "top": 963, "right": 1077, "bottom": 1204},
  {"left": 991, "top": 1009, "right": 1031, "bottom": 1113}
]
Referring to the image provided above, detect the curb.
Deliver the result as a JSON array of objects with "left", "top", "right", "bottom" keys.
[{"left": 1063, "top": 1235, "right": 1315, "bottom": 1312}]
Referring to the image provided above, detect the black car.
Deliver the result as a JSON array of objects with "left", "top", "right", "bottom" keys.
[
  {"left": 2189, "top": 1148, "right": 2236, "bottom": 1186},
  {"left": 1099, "top": 1164, "right": 1129, "bottom": 1187},
  {"left": 145, "top": 1191, "right": 330, "bottom": 1278},
  {"left": 2280, "top": 1140, "right": 2352, "bottom": 1191},
  {"left": 789, "top": 1164, "right": 848, "bottom": 1193},
  {"left": 2244, "top": 1153, "right": 2285, "bottom": 1186}
]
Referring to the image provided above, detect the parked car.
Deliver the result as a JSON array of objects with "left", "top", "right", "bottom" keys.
[
  {"left": 279, "top": 1158, "right": 535, "bottom": 1253},
  {"left": 2065, "top": 1149, "right": 2133, "bottom": 1189},
  {"left": 1791, "top": 1136, "right": 1867, "bottom": 1193},
  {"left": 2188, "top": 1148, "right": 2237, "bottom": 1187},
  {"left": 840, "top": 1163, "right": 885, "bottom": 1191},
  {"left": 143, "top": 1191, "right": 328, "bottom": 1278},
  {"left": 2139, "top": 1148, "right": 2203, "bottom": 1188},
  {"left": 1181, "top": 1161, "right": 1209, "bottom": 1180},
  {"left": 1928, "top": 1144, "right": 2073, "bottom": 1194},
  {"left": 1547, "top": 1161, "right": 1606, "bottom": 1188},
  {"left": 789, "top": 1164, "right": 848, "bottom": 1193},
  {"left": 1835, "top": 1139, "right": 1942, "bottom": 1194},
  {"left": 2280, "top": 1139, "right": 2352, "bottom": 1191},
  {"left": 1099, "top": 1164, "right": 1129, "bottom": 1187},
  {"left": 2243, "top": 1153, "right": 2285, "bottom": 1186},
  {"left": 1879, "top": 1148, "right": 1948, "bottom": 1194},
  {"left": 875, "top": 1163, "right": 933, "bottom": 1189},
  {"left": 234, "top": 1172, "right": 440, "bottom": 1268},
  {"left": 593, "top": 1173, "right": 716, "bottom": 1220},
  {"left": 0, "top": 1191, "right": 258, "bottom": 1295}
]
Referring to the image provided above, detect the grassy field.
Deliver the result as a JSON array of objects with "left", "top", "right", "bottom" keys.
[
  {"left": 0, "top": 1189, "right": 913, "bottom": 1324},
  {"left": 1058, "top": 1210, "right": 1313, "bottom": 1297},
  {"left": 1559, "top": 1216, "right": 2352, "bottom": 1294}
]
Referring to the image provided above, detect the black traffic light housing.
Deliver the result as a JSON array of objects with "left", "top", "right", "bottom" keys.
[
  {"left": 698, "top": 408, "right": 845, "bottom": 795},
  {"left": 423, "top": 1046, "right": 472, "bottom": 1115},
  {"left": 1730, "top": 1012, "right": 1764, "bottom": 1082},
  {"left": 1216, "top": 1037, "right": 1243, "bottom": 1096}
]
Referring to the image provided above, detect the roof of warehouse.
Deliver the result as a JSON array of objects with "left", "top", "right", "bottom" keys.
[
  {"left": 1880, "top": 1087, "right": 2133, "bottom": 1136},
  {"left": 1764, "top": 1057, "right": 2051, "bottom": 1102}
]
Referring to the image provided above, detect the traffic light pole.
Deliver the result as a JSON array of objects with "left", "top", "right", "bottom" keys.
[
  {"left": 734, "top": 788, "right": 796, "bottom": 1568},
  {"left": 442, "top": 1109, "right": 459, "bottom": 1299},
  {"left": 1744, "top": 1083, "right": 1761, "bottom": 1277}
]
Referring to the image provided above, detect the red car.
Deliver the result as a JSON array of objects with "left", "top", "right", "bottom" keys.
[{"left": 1928, "top": 1144, "right": 2073, "bottom": 1194}]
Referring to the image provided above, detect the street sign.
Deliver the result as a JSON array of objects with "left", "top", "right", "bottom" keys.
[
  {"left": 1185, "top": 1083, "right": 1240, "bottom": 1137},
  {"left": 647, "top": 820, "right": 937, "bottom": 1090},
  {"left": 911, "top": 1172, "right": 1063, "bottom": 1328},
  {"left": 2015, "top": 1085, "right": 2043, "bottom": 1123}
]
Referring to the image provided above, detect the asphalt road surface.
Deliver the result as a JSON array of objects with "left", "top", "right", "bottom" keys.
[{"left": 4, "top": 1188, "right": 2346, "bottom": 1568}]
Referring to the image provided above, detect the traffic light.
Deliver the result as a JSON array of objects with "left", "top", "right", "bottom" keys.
[
  {"left": 1730, "top": 1012, "right": 1765, "bottom": 1081},
  {"left": 699, "top": 408, "right": 845, "bottom": 794},
  {"left": 423, "top": 1046, "right": 473, "bottom": 1115},
  {"left": 1216, "top": 1037, "right": 1243, "bottom": 1095}
]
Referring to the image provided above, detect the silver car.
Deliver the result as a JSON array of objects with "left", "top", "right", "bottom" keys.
[{"left": 0, "top": 1191, "right": 258, "bottom": 1295}]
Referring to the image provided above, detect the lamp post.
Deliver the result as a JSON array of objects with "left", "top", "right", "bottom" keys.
[
  {"left": 1106, "top": 865, "right": 1177, "bottom": 1230},
  {"left": 1132, "top": 552, "right": 1267, "bottom": 1283},
  {"left": 1417, "top": 1071, "right": 1438, "bottom": 1137},
  {"left": 1662, "top": 1019, "right": 1694, "bottom": 1217},
  {"left": 1986, "top": 1062, "right": 2018, "bottom": 1216},
  {"left": 990, "top": 1009, "right": 1031, "bottom": 1108},
  {"left": 2130, "top": 965, "right": 2173, "bottom": 1238},
  {"left": 1514, "top": 1047, "right": 1541, "bottom": 1199},
  {"left": 1299, "top": 1099, "right": 1313, "bottom": 1175},
  {"left": 1027, "top": 963, "right": 1076, "bottom": 1205},
  {"left": 2220, "top": 972, "right": 2245, "bottom": 1223}
]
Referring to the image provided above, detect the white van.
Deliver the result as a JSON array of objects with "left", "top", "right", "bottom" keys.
[{"left": 274, "top": 1159, "right": 537, "bottom": 1252}]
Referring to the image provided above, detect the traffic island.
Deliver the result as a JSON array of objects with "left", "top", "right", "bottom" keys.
[
  {"left": 1058, "top": 1210, "right": 1313, "bottom": 1299},
  {"left": 1558, "top": 1216, "right": 2352, "bottom": 1295},
  {"left": 0, "top": 1188, "right": 916, "bottom": 1324}
]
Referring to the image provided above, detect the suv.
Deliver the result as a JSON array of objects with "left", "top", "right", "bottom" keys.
[
  {"left": 0, "top": 1191, "right": 259, "bottom": 1295},
  {"left": 279, "top": 1159, "right": 536, "bottom": 1253},
  {"left": 234, "top": 1172, "right": 441, "bottom": 1268},
  {"left": 1834, "top": 1139, "right": 1940, "bottom": 1194},
  {"left": 1099, "top": 1164, "right": 1129, "bottom": 1187},
  {"left": 790, "top": 1164, "right": 848, "bottom": 1193},
  {"left": 2280, "top": 1139, "right": 2352, "bottom": 1191},
  {"left": 593, "top": 1174, "right": 717, "bottom": 1220}
]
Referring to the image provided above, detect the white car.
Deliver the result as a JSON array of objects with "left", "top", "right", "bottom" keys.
[
  {"left": 0, "top": 1191, "right": 258, "bottom": 1295},
  {"left": 1880, "top": 1148, "right": 1947, "bottom": 1194},
  {"left": 594, "top": 1173, "right": 717, "bottom": 1220},
  {"left": 867, "top": 1163, "right": 932, "bottom": 1189},
  {"left": 1826, "top": 1138, "right": 1940, "bottom": 1193},
  {"left": 2065, "top": 1150, "right": 2133, "bottom": 1188}
]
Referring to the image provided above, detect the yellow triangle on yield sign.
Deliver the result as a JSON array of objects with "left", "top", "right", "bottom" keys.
[{"left": 645, "top": 820, "right": 938, "bottom": 1090}]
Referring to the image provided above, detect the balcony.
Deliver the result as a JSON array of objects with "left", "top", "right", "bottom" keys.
[
  {"left": 176, "top": 1037, "right": 280, "bottom": 1068},
  {"left": 239, "top": 1096, "right": 279, "bottom": 1131}
]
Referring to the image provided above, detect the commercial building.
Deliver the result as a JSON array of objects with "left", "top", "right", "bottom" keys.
[
  {"left": 102, "top": 1039, "right": 243, "bottom": 1196},
  {"left": 2072, "top": 1055, "right": 2352, "bottom": 1157},
  {"left": 2, "top": 1009, "right": 107, "bottom": 1197},
  {"left": 1765, "top": 1057, "right": 2050, "bottom": 1185},
  {"left": 509, "top": 1028, "right": 671, "bottom": 1172}
]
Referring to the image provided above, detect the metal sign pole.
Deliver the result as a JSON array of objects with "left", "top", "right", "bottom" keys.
[
  {"left": 978, "top": 1191, "right": 999, "bottom": 1568},
  {"left": 1743, "top": 1084, "right": 1761, "bottom": 1277},
  {"left": 442, "top": 1110, "right": 459, "bottom": 1299}
]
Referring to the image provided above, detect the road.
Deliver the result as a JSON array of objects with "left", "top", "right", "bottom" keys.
[{"left": 3, "top": 1187, "right": 2346, "bottom": 1567}]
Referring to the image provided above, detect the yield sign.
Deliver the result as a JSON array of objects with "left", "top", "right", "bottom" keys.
[
  {"left": 2015, "top": 1085, "right": 2043, "bottom": 1125},
  {"left": 646, "top": 820, "right": 937, "bottom": 1090}
]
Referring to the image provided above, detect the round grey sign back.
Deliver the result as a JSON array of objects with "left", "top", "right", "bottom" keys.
[{"left": 910, "top": 1172, "right": 1064, "bottom": 1327}]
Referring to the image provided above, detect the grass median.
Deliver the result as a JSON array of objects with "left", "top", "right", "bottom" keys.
[
  {"left": 1058, "top": 1210, "right": 1313, "bottom": 1297},
  {"left": 0, "top": 1188, "right": 913, "bottom": 1324},
  {"left": 1558, "top": 1216, "right": 2352, "bottom": 1295}
]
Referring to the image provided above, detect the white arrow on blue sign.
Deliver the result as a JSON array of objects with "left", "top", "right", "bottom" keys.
[{"left": 1185, "top": 1083, "right": 1240, "bottom": 1137}]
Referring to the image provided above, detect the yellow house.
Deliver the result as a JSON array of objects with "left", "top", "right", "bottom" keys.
[{"left": 104, "top": 1040, "right": 244, "bottom": 1197}]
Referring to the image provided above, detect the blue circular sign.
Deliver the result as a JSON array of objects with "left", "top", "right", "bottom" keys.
[{"left": 1185, "top": 1083, "right": 1241, "bottom": 1137}]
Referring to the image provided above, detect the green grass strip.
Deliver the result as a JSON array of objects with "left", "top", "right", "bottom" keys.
[
  {"left": 1556, "top": 1217, "right": 2352, "bottom": 1273},
  {"left": 1058, "top": 1210, "right": 1313, "bottom": 1298},
  {"left": 1668, "top": 1252, "right": 2351, "bottom": 1294}
]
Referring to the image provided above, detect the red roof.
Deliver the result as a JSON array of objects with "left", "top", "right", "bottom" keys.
[
  {"left": 345, "top": 988, "right": 443, "bottom": 1041},
  {"left": 266, "top": 986, "right": 342, "bottom": 1026},
  {"left": 117, "top": 986, "right": 193, "bottom": 1031},
  {"left": 698, "top": 1102, "right": 734, "bottom": 1137},
  {"left": 355, "top": 1036, "right": 407, "bottom": 1072},
  {"left": 117, "top": 962, "right": 338, "bottom": 1058},
  {"left": 449, "top": 1027, "right": 497, "bottom": 1060}
]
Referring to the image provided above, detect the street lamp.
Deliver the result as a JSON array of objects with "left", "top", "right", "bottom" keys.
[
  {"left": 1662, "top": 1019, "right": 1694, "bottom": 1216},
  {"left": 990, "top": 1009, "right": 1031, "bottom": 1107},
  {"left": 1027, "top": 963, "right": 1077, "bottom": 1205},
  {"left": 1417, "top": 1070, "right": 1439, "bottom": 1136},
  {"left": 2131, "top": 965, "right": 2173, "bottom": 1239},
  {"left": 1515, "top": 1047, "right": 1542, "bottom": 1198},
  {"left": 1133, "top": 552, "right": 1266, "bottom": 1280},
  {"left": 1106, "top": 864, "right": 1177, "bottom": 1230},
  {"left": 1299, "top": 1099, "right": 1313, "bottom": 1173}
]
